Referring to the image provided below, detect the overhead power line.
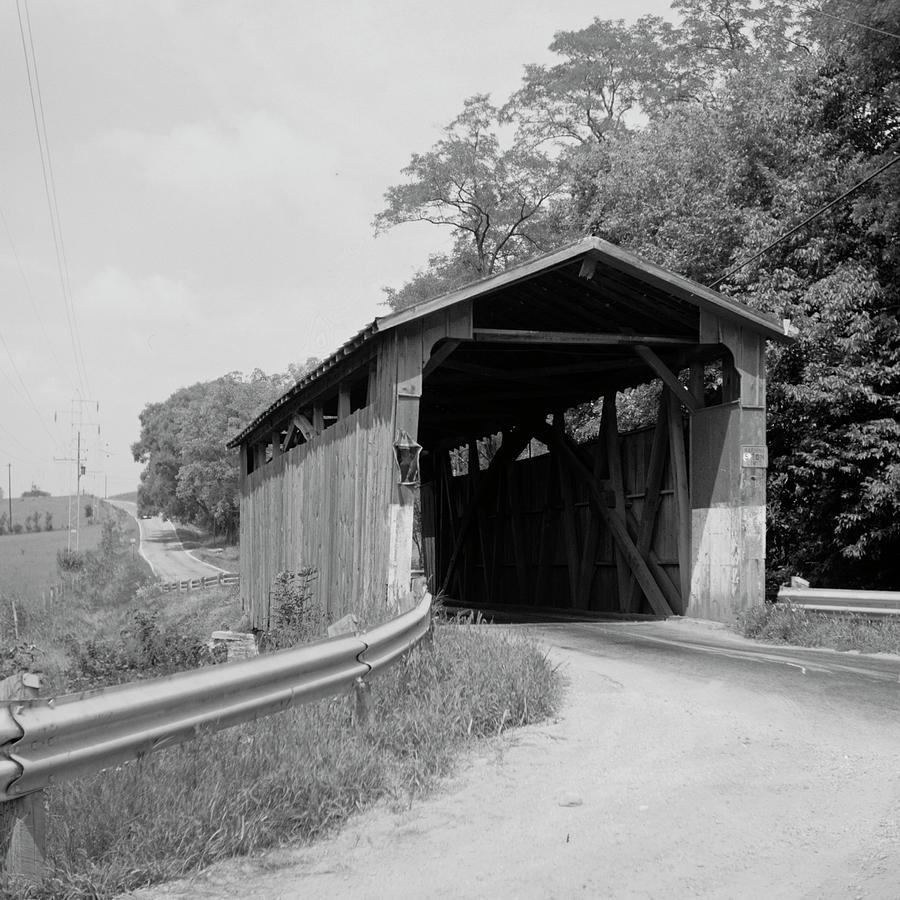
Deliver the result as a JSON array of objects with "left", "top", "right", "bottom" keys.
[
  {"left": 805, "top": 3, "right": 900, "bottom": 41},
  {"left": 0, "top": 199, "right": 73, "bottom": 384},
  {"left": 15, "top": 0, "right": 91, "bottom": 399},
  {"left": 0, "top": 328, "right": 64, "bottom": 452},
  {"left": 710, "top": 149, "right": 900, "bottom": 288}
]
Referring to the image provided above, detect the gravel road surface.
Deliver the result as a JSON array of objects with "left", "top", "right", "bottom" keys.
[{"left": 124, "top": 618, "right": 900, "bottom": 899}]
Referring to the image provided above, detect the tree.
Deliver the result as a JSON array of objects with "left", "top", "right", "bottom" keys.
[
  {"left": 569, "top": 1, "right": 900, "bottom": 586},
  {"left": 132, "top": 367, "right": 308, "bottom": 541},
  {"left": 503, "top": 16, "right": 680, "bottom": 148},
  {"left": 375, "top": 94, "right": 565, "bottom": 307}
]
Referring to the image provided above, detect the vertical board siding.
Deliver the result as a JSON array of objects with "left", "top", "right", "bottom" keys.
[
  {"left": 240, "top": 401, "right": 394, "bottom": 627},
  {"left": 433, "top": 426, "right": 678, "bottom": 612}
]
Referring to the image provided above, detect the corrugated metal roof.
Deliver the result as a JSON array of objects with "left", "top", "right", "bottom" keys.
[{"left": 227, "top": 237, "right": 788, "bottom": 448}]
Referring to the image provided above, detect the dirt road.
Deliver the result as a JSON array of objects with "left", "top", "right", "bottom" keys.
[
  {"left": 106, "top": 500, "right": 232, "bottom": 582},
  {"left": 125, "top": 619, "right": 900, "bottom": 899}
]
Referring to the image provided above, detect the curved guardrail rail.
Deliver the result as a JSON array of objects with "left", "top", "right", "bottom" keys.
[
  {"left": 777, "top": 586, "right": 900, "bottom": 616},
  {"left": 0, "top": 594, "right": 432, "bottom": 801}
]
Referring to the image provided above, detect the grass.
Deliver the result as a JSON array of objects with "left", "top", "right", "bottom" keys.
[
  {"left": 0, "top": 496, "right": 116, "bottom": 599},
  {"left": 20, "top": 620, "right": 559, "bottom": 899},
  {"left": 737, "top": 602, "right": 900, "bottom": 654},
  {"left": 173, "top": 523, "right": 240, "bottom": 569}
]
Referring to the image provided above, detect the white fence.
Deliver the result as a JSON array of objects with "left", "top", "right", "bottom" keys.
[{"left": 161, "top": 572, "right": 240, "bottom": 592}]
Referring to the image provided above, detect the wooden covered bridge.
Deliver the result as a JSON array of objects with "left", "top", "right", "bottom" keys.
[{"left": 227, "top": 237, "right": 789, "bottom": 626}]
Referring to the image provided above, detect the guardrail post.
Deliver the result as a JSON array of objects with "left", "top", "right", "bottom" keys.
[
  {"left": 353, "top": 677, "right": 371, "bottom": 729},
  {"left": 0, "top": 673, "right": 45, "bottom": 888}
]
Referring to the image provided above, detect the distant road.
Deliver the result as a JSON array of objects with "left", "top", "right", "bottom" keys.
[{"left": 106, "top": 499, "right": 233, "bottom": 582}]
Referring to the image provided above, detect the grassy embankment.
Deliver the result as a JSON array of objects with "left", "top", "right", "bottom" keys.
[
  {"left": 0, "top": 501, "right": 161, "bottom": 689},
  {"left": 0, "top": 495, "right": 109, "bottom": 600},
  {"left": 737, "top": 602, "right": 900, "bottom": 654},
  {"left": 1, "top": 507, "right": 561, "bottom": 899}
]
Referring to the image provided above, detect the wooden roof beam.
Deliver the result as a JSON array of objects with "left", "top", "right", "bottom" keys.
[
  {"left": 473, "top": 329, "right": 694, "bottom": 347},
  {"left": 634, "top": 345, "right": 700, "bottom": 412}
]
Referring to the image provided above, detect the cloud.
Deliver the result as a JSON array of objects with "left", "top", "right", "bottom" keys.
[
  {"left": 101, "top": 112, "right": 324, "bottom": 199},
  {"left": 80, "top": 267, "right": 197, "bottom": 325}
]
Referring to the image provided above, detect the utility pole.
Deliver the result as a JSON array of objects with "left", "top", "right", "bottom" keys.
[
  {"left": 54, "top": 399, "right": 100, "bottom": 551},
  {"left": 6, "top": 463, "right": 11, "bottom": 527},
  {"left": 76, "top": 431, "right": 82, "bottom": 551}
]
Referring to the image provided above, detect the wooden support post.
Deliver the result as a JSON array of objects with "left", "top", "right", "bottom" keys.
[
  {"left": 666, "top": 389, "right": 691, "bottom": 614},
  {"left": 603, "top": 394, "right": 631, "bottom": 611},
  {"left": 627, "top": 393, "right": 670, "bottom": 613},
  {"left": 504, "top": 431, "right": 531, "bottom": 604},
  {"left": 634, "top": 345, "right": 700, "bottom": 411},
  {"left": 468, "top": 438, "right": 492, "bottom": 603},
  {"left": 490, "top": 467, "right": 507, "bottom": 606},
  {"left": 689, "top": 363, "right": 705, "bottom": 408},
  {"left": 554, "top": 413, "right": 581, "bottom": 608},
  {"left": 538, "top": 423, "right": 673, "bottom": 617},
  {"left": 338, "top": 382, "right": 351, "bottom": 420},
  {"left": 387, "top": 367, "right": 422, "bottom": 608},
  {"left": 0, "top": 673, "right": 45, "bottom": 888},
  {"left": 576, "top": 441, "right": 607, "bottom": 609},
  {"left": 439, "top": 425, "right": 536, "bottom": 596},
  {"left": 353, "top": 677, "right": 371, "bottom": 729},
  {"left": 312, "top": 402, "right": 324, "bottom": 435},
  {"left": 533, "top": 439, "right": 558, "bottom": 608}
]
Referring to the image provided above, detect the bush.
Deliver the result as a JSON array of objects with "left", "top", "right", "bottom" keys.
[
  {"left": 262, "top": 568, "right": 323, "bottom": 649},
  {"left": 57, "top": 548, "right": 86, "bottom": 573},
  {"left": 65, "top": 610, "right": 223, "bottom": 691},
  {"left": 737, "top": 601, "right": 900, "bottom": 654}
]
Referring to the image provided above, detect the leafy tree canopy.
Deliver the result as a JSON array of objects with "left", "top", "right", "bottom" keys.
[{"left": 132, "top": 363, "right": 315, "bottom": 541}]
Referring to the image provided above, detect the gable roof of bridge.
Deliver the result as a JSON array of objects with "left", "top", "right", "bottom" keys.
[{"left": 227, "top": 236, "right": 788, "bottom": 448}]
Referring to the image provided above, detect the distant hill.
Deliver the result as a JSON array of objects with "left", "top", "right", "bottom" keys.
[{"left": 109, "top": 491, "right": 138, "bottom": 502}]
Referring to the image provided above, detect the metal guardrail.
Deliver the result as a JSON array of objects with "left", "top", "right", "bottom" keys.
[
  {"left": 161, "top": 572, "right": 240, "bottom": 592},
  {"left": 777, "top": 586, "right": 900, "bottom": 616},
  {"left": 0, "top": 594, "right": 432, "bottom": 801}
]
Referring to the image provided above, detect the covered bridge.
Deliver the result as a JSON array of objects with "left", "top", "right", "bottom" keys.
[{"left": 227, "top": 237, "right": 789, "bottom": 626}]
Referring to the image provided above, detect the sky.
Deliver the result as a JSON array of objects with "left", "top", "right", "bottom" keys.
[{"left": 0, "top": 0, "right": 674, "bottom": 500}]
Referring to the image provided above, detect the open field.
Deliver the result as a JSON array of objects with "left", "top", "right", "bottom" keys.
[{"left": 0, "top": 496, "right": 125, "bottom": 599}]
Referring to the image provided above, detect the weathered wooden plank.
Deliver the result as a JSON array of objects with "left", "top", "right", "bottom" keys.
[
  {"left": 634, "top": 345, "right": 699, "bottom": 411},
  {"left": 627, "top": 395, "right": 669, "bottom": 613},
  {"left": 576, "top": 441, "right": 607, "bottom": 609},
  {"left": 666, "top": 389, "right": 691, "bottom": 614},
  {"left": 603, "top": 394, "right": 632, "bottom": 611},
  {"left": 438, "top": 425, "right": 535, "bottom": 596},
  {"left": 553, "top": 415, "right": 581, "bottom": 608},
  {"left": 473, "top": 328, "right": 693, "bottom": 346},
  {"left": 538, "top": 423, "right": 673, "bottom": 617}
]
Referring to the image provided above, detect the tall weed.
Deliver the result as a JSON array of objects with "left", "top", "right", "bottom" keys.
[{"left": 737, "top": 602, "right": 900, "bottom": 654}]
